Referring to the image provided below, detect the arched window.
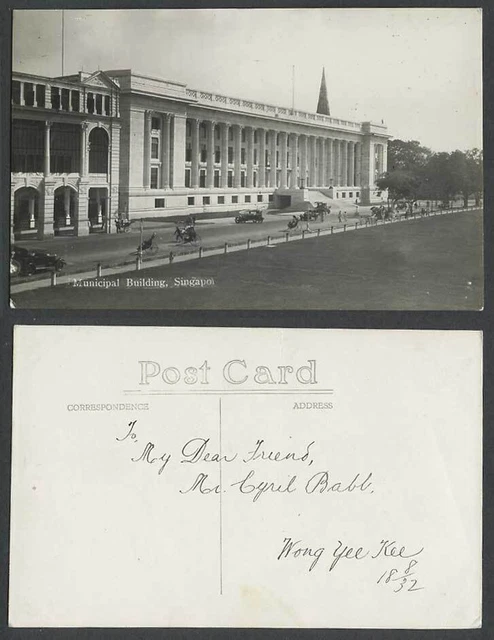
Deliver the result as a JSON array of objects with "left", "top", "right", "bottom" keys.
[
  {"left": 14, "top": 187, "right": 39, "bottom": 233},
  {"left": 88, "top": 127, "right": 108, "bottom": 174}
]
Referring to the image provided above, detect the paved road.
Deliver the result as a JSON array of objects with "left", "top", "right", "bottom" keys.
[
  {"left": 11, "top": 210, "right": 482, "bottom": 310},
  {"left": 13, "top": 209, "right": 362, "bottom": 282}
]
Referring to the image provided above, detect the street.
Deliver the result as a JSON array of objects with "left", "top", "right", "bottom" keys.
[
  {"left": 11, "top": 210, "right": 483, "bottom": 310},
  {"left": 12, "top": 207, "right": 363, "bottom": 282}
]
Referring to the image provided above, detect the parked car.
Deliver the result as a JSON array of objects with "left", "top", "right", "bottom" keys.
[
  {"left": 235, "top": 209, "right": 264, "bottom": 224},
  {"left": 10, "top": 245, "right": 66, "bottom": 277}
]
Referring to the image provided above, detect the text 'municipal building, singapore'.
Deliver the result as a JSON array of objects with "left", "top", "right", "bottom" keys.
[{"left": 11, "top": 68, "right": 389, "bottom": 239}]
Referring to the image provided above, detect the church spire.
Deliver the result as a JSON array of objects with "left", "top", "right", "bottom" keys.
[{"left": 316, "top": 67, "right": 330, "bottom": 116}]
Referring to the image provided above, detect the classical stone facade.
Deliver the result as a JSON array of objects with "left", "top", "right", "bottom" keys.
[
  {"left": 11, "top": 70, "right": 121, "bottom": 240},
  {"left": 11, "top": 68, "right": 388, "bottom": 239}
]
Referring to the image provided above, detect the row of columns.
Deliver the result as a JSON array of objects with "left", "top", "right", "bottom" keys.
[
  {"left": 40, "top": 120, "right": 105, "bottom": 178},
  {"left": 14, "top": 80, "right": 118, "bottom": 117},
  {"left": 184, "top": 119, "right": 365, "bottom": 190}
]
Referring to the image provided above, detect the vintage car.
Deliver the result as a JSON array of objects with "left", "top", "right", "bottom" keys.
[
  {"left": 234, "top": 209, "right": 264, "bottom": 224},
  {"left": 10, "top": 245, "right": 66, "bottom": 277}
]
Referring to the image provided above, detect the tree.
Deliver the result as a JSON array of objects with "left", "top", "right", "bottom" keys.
[
  {"left": 376, "top": 170, "right": 421, "bottom": 210},
  {"left": 387, "top": 139, "right": 432, "bottom": 173},
  {"left": 382, "top": 140, "right": 483, "bottom": 209},
  {"left": 465, "top": 148, "right": 483, "bottom": 206},
  {"left": 421, "top": 153, "right": 457, "bottom": 206}
]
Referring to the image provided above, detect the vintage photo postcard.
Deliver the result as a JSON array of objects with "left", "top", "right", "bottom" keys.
[
  {"left": 10, "top": 326, "right": 482, "bottom": 628},
  {"left": 9, "top": 8, "right": 482, "bottom": 310}
]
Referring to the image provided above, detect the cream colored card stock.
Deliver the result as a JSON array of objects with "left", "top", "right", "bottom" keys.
[{"left": 10, "top": 327, "right": 482, "bottom": 628}]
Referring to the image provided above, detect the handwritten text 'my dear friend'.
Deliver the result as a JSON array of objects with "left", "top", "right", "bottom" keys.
[{"left": 116, "top": 421, "right": 374, "bottom": 501}]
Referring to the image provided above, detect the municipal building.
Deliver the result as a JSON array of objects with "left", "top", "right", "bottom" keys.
[{"left": 11, "top": 68, "right": 389, "bottom": 239}]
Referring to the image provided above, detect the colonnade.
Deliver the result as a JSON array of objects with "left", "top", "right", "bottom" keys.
[
  {"left": 12, "top": 78, "right": 118, "bottom": 117},
  {"left": 184, "top": 118, "right": 364, "bottom": 190},
  {"left": 33, "top": 120, "right": 109, "bottom": 177},
  {"left": 143, "top": 112, "right": 388, "bottom": 191}
]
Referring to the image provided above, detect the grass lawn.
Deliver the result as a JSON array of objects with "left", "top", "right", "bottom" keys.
[{"left": 12, "top": 210, "right": 483, "bottom": 310}]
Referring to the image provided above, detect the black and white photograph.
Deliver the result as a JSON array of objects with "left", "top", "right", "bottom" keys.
[{"left": 9, "top": 8, "right": 483, "bottom": 310}]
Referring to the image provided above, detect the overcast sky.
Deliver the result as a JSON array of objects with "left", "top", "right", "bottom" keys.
[{"left": 12, "top": 8, "right": 482, "bottom": 152}]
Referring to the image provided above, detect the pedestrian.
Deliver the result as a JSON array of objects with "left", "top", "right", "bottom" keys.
[{"left": 338, "top": 211, "right": 342, "bottom": 223}]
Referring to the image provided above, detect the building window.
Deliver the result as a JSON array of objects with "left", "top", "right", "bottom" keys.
[
  {"left": 215, "top": 147, "right": 220, "bottom": 163},
  {"left": 241, "top": 172, "right": 246, "bottom": 187},
  {"left": 228, "top": 171, "right": 233, "bottom": 187},
  {"left": 185, "top": 169, "right": 191, "bottom": 187},
  {"left": 228, "top": 147, "right": 233, "bottom": 163},
  {"left": 199, "top": 169, "right": 206, "bottom": 188},
  {"left": 218, "top": 196, "right": 225, "bottom": 204},
  {"left": 104, "top": 95, "right": 110, "bottom": 115},
  {"left": 200, "top": 145, "right": 207, "bottom": 163},
  {"left": 61, "top": 88, "right": 70, "bottom": 111},
  {"left": 11, "top": 81, "right": 21, "bottom": 105},
  {"left": 232, "top": 195, "right": 238, "bottom": 204},
  {"left": 254, "top": 130, "right": 258, "bottom": 143},
  {"left": 11, "top": 119, "right": 44, "bottom": 173},
  {"left": 51, "top": 122, "right": 82, "bottom": 173},
  {"left": 186, "top": 121, "right": 191, "bottom": 136},
  {"left": 245, "top": 195, "right": 251, "bottom": 203},
  {"left": 214, "top": 170, "right": 220, "bottom": 187},
  {"left": 349, "top": 192, "right": 353, "bottom": 198},
  {"left": 336, "top": 193, "right": 339, "bottom": 198},
  {"left": 203, "top": 196, "right": 210, "bottom": 205},
  {"left": 22, "top": 83, "right": 34, "bottom": 106},
  {"left": 151, "top": 137, "right": 159, "bottom": 159},
  {"left": 155, "top": 198, "right": 165, "bottom": 208},
  {"left": 241, "top": 148, "right": 246, "bottom": 164},
  {"left": 241, "top": 129, "right": 246, "bottom": 143},
  {"left": 152, "top": 117, "right": 161, "bottom": 130},
  {"left": 70, "top": 90, "right": 80, "bottom": 112},
  {"left": 254, "top": 149, "right": 258, "bottom": 165},
  {"left": 356, "top": 191, "right": 360, "bottom": 197},
  {"left": 50, "top": 87, "right": 61, "bottom": 110},
  {"left": 188, "top": 197, "right": 195, "bottom": 206},
  {"left": 268, "top": 194, "right": 274, "bottom": 202},
  {"left": 253, "top": 172, "right": 257, "bottom": 187},
  {"left": 35, "top": 85, "right": 46, "bottom": 108},
  {"left": 88, "top": 127, "right": 108, "bottom": 174},
  {"left": 150, "top": 167, "right": 159, "bottom": 189},
  {"left": 257, "top": 194, "right": 263, "bottom": 203},
  {"left": 95, "top": 94, "right": 103, "bottom": 115},
  {"left": 186, "top": 146, "right": 192, "bottom": 162},
  {"left": 342, "top": 192, "right": 346, "bottom": 198}
]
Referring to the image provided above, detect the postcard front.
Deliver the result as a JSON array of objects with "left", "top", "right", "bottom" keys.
[{"left": 10, "top": 327, "right": 481, "bottom": 628}]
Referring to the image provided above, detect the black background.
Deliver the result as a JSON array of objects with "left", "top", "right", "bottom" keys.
[{"left": 0, "top": 1, "right": 492, "bottom": 639}]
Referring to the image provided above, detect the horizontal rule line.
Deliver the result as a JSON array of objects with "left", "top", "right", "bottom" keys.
[{"left": 123, "top": 389, "right": 334, "bottom": 395}]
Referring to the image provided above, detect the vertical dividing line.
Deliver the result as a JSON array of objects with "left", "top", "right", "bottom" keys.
[{"left": 219, "top": 397, "right": 223, "bottom": 595}]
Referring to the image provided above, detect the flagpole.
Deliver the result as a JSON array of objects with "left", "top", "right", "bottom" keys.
[
  {"left": 61, "top": 10, "right": 65, "bottom": 76},
  {"left": 291, "top": 65, "right": 295, "bottom": 112}
]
